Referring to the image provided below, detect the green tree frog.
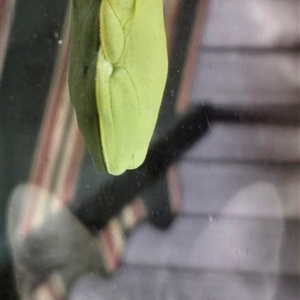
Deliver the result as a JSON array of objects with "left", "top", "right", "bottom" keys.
[{"left": 69, "top": 0, "right": 168, "bottom": 175}]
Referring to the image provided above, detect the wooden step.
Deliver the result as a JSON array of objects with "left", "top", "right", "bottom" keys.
[
  {"left": 179, "top": 162, "right": 300, "bottom": 219},
  {"left": 124, "top": 216, "right": 299, "bottom": 275},
  {"left": 202, "top": 0, "right": 300, "bottom": 48},
  {"left": 191, "top": 52, "right": 300, "bottom": 105},
  {"left": 70, "top": 267, "right": 299, "bottom": 300},
  {"left": 185, "top": 123, "right": 300, "bottom": 162}
]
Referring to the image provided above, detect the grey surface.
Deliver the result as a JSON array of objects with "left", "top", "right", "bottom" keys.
[
  {"left": 191, "top": 52, "right": 300, "bottom": 104},
  {"left": 179, "top": 162, "right": 300, "bottom": 218},
  {"left": 124, "top": 216, "right": 299, "bottom": 275},
  {"left": 202, "top": 0, "right": 300, "bottom": 47},
  {"left": 185, "top": 124, "right": 300, "bottom": 162},
  {"left": 70, "top": 268, "right": 299, "bottom": 300}
]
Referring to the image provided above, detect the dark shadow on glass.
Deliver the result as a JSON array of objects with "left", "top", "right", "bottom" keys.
[{"left": 70, "top": 102, "right": 300, "bottom": 233}]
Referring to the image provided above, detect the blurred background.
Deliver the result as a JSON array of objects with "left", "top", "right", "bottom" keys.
[{"left": 1, "top": 0, "right": 299, "bottom": 299}]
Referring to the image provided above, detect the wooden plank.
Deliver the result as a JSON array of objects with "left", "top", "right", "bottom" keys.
[
  {"left": 184, "top": 124, "right": 300, "bottom": 162},
  {"left": 0, "top": 0, "right": 17, "bottom": 78},
  {"left": 124, "top": 217, "right": 300, "bottom": 275},
  {"left": 179, "top": 162, "right": 300, "bottom": 218},
  {"left": 191, "top": 52, "right": 300, "bottom": 105},
  {"left": 202, "top": 0, "right": 300, "bottom": 47},
  {"left": 70, "top": 268, "right": 299, "bottom": 300}
]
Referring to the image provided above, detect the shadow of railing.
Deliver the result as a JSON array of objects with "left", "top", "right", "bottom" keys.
[{"left": 70, "top": 102, "right": 300, "bottom": 232}]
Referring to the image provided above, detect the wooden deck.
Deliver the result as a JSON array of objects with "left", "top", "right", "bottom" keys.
[
  {"left": 70, "top": 0, "right": 299, "bottom": 299},
  {"left": 1, "top": 0, "right": 298, "bottom": 299}
]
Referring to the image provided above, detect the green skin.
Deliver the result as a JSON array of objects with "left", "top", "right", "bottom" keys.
[{"left": 69, "top": 0, "right": 168, "bottom": 175}]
